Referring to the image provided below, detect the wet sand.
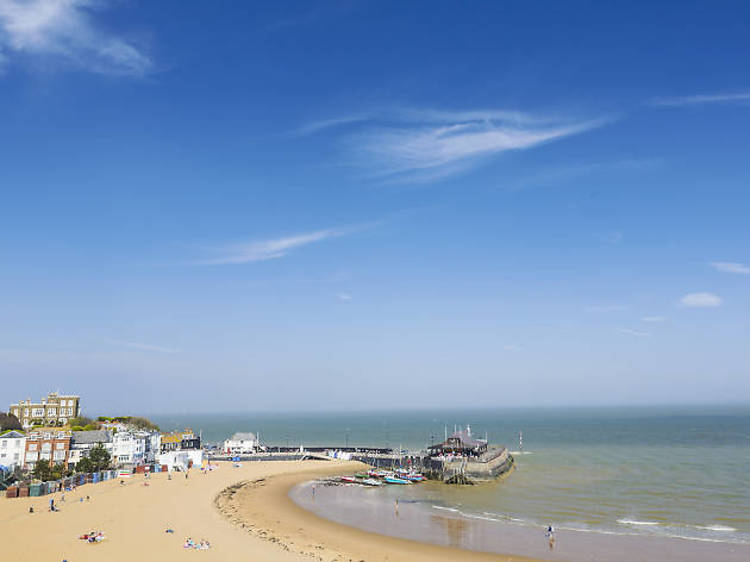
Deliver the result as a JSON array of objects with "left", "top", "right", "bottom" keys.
[{"left": 290, "top": 477, "right": 750, "bottom": 562}]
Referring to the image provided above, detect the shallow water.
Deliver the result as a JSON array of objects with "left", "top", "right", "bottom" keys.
[{"left": 154, "top": 405, "right": 750, "bottom": 545}]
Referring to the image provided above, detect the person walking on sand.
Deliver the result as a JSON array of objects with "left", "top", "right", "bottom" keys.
[
  {"left": 546, "top": 525, "right": 556, "bottom": 549},
  {"left": 394, "top": 498, "right": 399, "bottom": 516}
]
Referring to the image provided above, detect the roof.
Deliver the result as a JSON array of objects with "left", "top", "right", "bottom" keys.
[
  {"left": 449, "top": 429, "right": 486, "bottom": 448},
  {"left": 429, "top": 428, "right": 487, "bottom": 450},
  {"left": 229, "top": 432, "right": 257, "bottom": 441},
  {"left": 0, "top": 430, "right": 25, "bottom": 439},
  {"left": 161, "top": 428, "right": 195, "bottom": 443},
  {"left": 72, "top": 430, "right": 112, "bottom": 444}
]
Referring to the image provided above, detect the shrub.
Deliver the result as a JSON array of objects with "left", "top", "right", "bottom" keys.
[{"left": 0, "top": 412, "right": 22, "bottom": 431}]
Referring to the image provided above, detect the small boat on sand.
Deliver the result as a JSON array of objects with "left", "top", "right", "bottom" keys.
[
  {"left": 340, "top": 475, "right": 358, "bottom": 483},
  {"left": 362, "top": 478, "right": 383, "bottom": 486},
  {"left": 384, "top": 476, "right": 411, "bottom": 485}
]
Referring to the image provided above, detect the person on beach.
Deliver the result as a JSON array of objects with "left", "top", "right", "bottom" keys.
[
  {"left": 546, "top": 525, "right": 556, "bottom": 549},
  {"left": 49, "top": 498, "right": 55, "bottom": 512},
  {"left": 394, "top": 498, "right": 399, "bottom": 516}
]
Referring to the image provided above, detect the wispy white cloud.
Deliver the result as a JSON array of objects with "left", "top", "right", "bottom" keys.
[
  {"left": 585, "top": 304, "right": 628, "bottom": 313},
  {"left": 618, "top": 328, "right": 650, "bottom": 337},
  {"left": 511, "top": 158, "right": 660, "bottom": 191},
  {"left": 642, "top": 316, "right": 666, "bottom": 323},
  {"left": 353, "top": 118, "right": 606, "bottom": 183},
  {"left": 108, "top": 340, "right": 179, "bottom": 354},
  {"left": 191, "top": 223, "right": 373, "bottom": 266},
  {"left": 298, "top": 107, "right": 607, "bottom": 183},
  {"left": 0, "top": 0, "right": 151, "bottom": 76},
  {"left": 293, "top": 115, "right": 371, "bottom": 136},
  {"left": 650, "top": 91, "right": 750, "bottom": 107},
  {"left": 337, "top": 293, "right": 352, "bottom": 301},
  {"left": 710, "top": 261, "right": 750, "bottom": 275},
  {"left": 680, "top": 292, "right": 722, "bottom": 308}
]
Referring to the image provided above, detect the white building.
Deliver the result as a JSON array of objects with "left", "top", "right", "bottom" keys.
[
  {"left": 112, "top": 430, "right": 160, "bottom": 466},
  {"left": 223, "top": 432, "right": 258, "bottom": 455},
  {"left": 68, "top": 430, "right": 113, "bottom": 468},
  {"left": 0, "top": 430, "right": 26, "bottom": 470},
  {"left": 112, "top": 431, "right": 147, "bottom": 466},
  {"left": 157, "top": 449, "right": 203, "bottom": 472}
]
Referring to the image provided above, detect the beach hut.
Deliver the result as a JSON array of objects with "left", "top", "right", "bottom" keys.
[
  {"left": 6, "top": 486, "right": 18, "bottom": 498},
  {"left": 19, "top": 485, "right": 29, "bottom": 497},
  {"left": 29, "top": 483, "right": 43, "bottom": 496},
  {"left": 92, "top": 472, "right": 100, "bottom": 484}
]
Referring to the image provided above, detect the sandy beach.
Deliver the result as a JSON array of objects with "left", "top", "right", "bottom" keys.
[{"left": 1, "top": 460, "right": 540, "bottom": 562}]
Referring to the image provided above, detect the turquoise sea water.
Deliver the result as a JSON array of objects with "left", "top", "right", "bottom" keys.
[{"left": 153, "top": 406, "right": 750, "bottom": 544}]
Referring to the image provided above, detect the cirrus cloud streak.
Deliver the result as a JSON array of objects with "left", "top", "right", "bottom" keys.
[{"left": 0, "top": 0, "right": 151, "bottom": 76}]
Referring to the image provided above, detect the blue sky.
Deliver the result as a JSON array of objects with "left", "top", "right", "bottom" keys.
[{"left": 1, "top": 1, "right": 749, "bottom": 414}]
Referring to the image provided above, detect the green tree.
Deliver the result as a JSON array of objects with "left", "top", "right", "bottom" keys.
[
  {"left": 69, "top": 415, "right": 99, "bottom": 428},
  {"left": 88, "top": 443, "right": 111, "bottom": 472},
  {"left": 75, "top": 456, "right": 94, "bottom": 474},
  {"left": 0, "top": 413, "right": 22, "bottom": 431},
  {"left": 32, "top": 461, "right": 51, "bottom": 481},
  {"left": 32, "top": 461, "right": 71, "bottom": 481},
  {"left": 128, "top": 416, "right": 160, "bottom": 431}
]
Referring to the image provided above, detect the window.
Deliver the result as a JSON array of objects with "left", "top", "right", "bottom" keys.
[
  {"left": 53, "top": 451, "right": 66, "bottom": 461},
  {"left": 56, "top": 442, "right": 66, "bottom": 450},
  {"left": 48, "top": 408, "right": 57, "bottom": 416},
  {"left": 1, "top": 441, "right": 6, "bottom": 448},
  {"left": 28, "top": 443, "right": 38, "bottom": 451},
  {"left": 26, "top": 452, "right": 38, "bottom": 461},
  {"left": 32, "top": 408, "right": 44, "bottom": 417},
  {"left": 24, "top": 409, "right": 29, "bottom": 416},
  {"left": 41, "top": 452, "right": 51, "bottom": 460},
  {"left": 41, "top": 443, "right": 52, "bottom": 452}
]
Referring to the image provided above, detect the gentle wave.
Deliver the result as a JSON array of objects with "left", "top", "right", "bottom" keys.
[
  {"left": 617, "top": 519, "right": 661, "bottom": 526},
  {"left": 695, "top": 524, "right": 737, "bottom": 532},
  {"left": 435, "top": 507, "right": 747, "bottom": 544},
  {"left": 431, "top": 505, "right": 461, "bottom": 513}
]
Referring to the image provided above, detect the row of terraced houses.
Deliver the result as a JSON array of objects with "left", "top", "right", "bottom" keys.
[{"left": 2, "top": 393, "right": 202, "bottom": 473}]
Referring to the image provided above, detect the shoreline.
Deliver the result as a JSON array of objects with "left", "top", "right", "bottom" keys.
[
  {"left": 215, "top": 461, "right": 543, "bottom": 562},
  {"left": 284, "top": 473, "right": 750, "bottom": 562}
]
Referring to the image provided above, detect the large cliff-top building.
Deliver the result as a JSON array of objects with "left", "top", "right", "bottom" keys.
[{"left": 9, "top": 393, "right": 81, "bottom": 428}]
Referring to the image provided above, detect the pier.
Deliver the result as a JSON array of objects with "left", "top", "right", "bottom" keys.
[{"left": 208, "top": 445, "right": 514, "bottom": 484}]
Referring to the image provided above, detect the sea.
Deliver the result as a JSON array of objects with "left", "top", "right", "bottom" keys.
[{"left": 152, "top": 406, "right": 750, "bottom": 549}]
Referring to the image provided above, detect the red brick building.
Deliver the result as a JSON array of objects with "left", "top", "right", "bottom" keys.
[{"left": 24, "top": 431, "right": 71, "bottom": 469}]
